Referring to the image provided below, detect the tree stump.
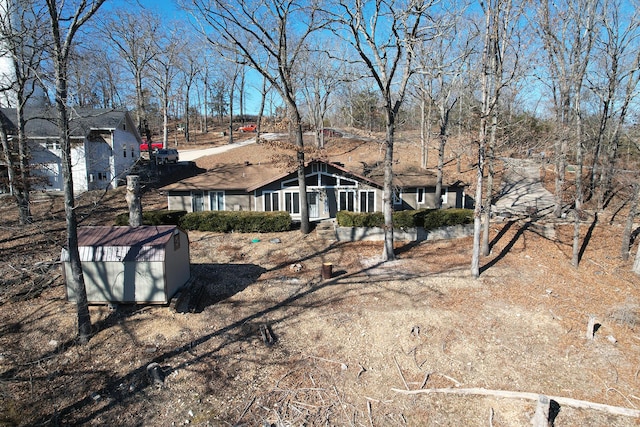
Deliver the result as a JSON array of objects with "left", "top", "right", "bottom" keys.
[{"left": 126, "top": 175, "right": 142, "bottom": 227}]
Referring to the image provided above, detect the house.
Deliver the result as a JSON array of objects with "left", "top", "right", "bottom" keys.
[
  {"left": 62, "top": 225, "right": 190, "bottom": 304},
  {"left": 0, "top": 107, "right": 142, "bottom": 193},
  {"left": 161, "top": 159, "right": 467, "bottom": 221}
]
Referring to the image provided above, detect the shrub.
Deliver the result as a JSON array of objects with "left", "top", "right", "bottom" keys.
[
  {"left": 179, "top": 211, "right": 291, "bottom": 232},
  {"left": 336, "top": 211, "right": 384, "bottom": 227},
  {"left": 115, "top": 210, "right": 187, "bottom": 226},
  {"left": 337, "top": 208, "right": 473, "bottom": 229}
]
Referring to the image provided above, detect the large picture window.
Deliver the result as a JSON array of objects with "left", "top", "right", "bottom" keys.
[
  {"left": 264, "top": 192, "right": 279, "bottom": 211},
  {"left": 359, "top": 190, "right": 375, "bottom": 213},
  {"left": 339, "top": 190, "right": 355, "bottom": 211},
  {"left": 209, "top": 191, "right": 225, "bottom": 211}
]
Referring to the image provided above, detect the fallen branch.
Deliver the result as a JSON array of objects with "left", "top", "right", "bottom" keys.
[
  {"left": 391, "top": 387, "right": 640, "bottom": 418},
  {"left": 392, "top": 356, "right": 409, "bottom": 390}
]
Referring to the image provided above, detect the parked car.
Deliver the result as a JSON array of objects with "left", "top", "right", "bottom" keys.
[
  {"left": 140, "top": 141, "right": 163, "bottom": 151},
  {"left": 237, "top": 124, "right": 257, "bottom": 132},
  {"left": 322, "top": 128, "right": 343, "bottom": 138},
  {"left": 155, "top": 148, "right": 179, "bottom": 165}
]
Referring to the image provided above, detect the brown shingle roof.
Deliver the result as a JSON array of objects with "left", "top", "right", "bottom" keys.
[
  {"left": 60, "top": 226, "right": 181, "bottom": 262},
  {"left": 161, "top": 162, "right": 285, "bottom": 192}
]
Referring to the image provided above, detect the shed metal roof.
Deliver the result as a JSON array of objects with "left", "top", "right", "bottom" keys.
[{"left": 60, "top": 226, "right": 181, "bottom": 262}]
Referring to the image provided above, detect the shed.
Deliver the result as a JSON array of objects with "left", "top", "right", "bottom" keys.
[{"left": 62, "top": 225, "right": 190, "bottom": 304}]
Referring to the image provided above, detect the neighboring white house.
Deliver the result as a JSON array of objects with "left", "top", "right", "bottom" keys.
[
  {"left": 0, "top": 107, "right": 142, "bottom": 193},
  {"left": 62, "top": 225, "right": 191, "bottom": 304}
]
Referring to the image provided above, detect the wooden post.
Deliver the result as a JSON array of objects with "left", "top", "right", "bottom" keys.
[
  {"left": 586, "top": 315, "right": 597, "bottom": 340},
  {"left": 126, "top": 175, "right": 142, "bottom": 227},
  {"left": 531, "top": 394, "right": 551, "bottom": 427}
]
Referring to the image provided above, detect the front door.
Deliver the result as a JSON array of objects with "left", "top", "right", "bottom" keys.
[
  {"left": 307, "top": 192, "right": 319, "bottom": 219},
  {"left": 192, "top": 191, "right": 204, "bottom": 212}
]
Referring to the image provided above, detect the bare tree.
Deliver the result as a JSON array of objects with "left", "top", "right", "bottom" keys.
[
  {"left": 588, "top": 1, "right": 640, "bottom": 210},
  {"left": 179, "top": 36, "right": 204, "bottom": 143},
  {"left": 471, "top": 0, "right": 521, "bottom": 277},
  {"left": 100, "top": 9, "right": 160, "bottom": 133},
  {"left": 334, "top": 0, "right": 435, "bottom": 261},
  {"left": 45, "top": 0, "right": 107, "bottom": 344},
  {"left": 537, "top": 0, "right": 599, "bottom": 267},
  {"left": 299, "top": 44, "right": 345, "bottom": 148},
  {"left": 189, "top": 0, "right": 328, "bottom": 235},
  {"left": 149, "top": 27, "right": 184, "bottom": 148},
  {"left": 415, "top": 7, "right": 473, "bottom": 209},
  {"left": 0, "top": 0, "right": 49, "bottom": 225}
]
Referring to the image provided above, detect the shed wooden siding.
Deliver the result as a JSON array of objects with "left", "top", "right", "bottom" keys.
[{"left": 63, "top": 226, "right": 190, "bottom": 304}]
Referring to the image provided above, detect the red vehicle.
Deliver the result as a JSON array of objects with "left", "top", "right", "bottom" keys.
[
  {"left": 140, "top": 140, "right": 163, "bottom": 151},
  {"left": 237, "top": 124, "right": 257, "bottom": 132}
]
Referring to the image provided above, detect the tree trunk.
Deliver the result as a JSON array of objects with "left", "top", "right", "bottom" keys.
[
  {"left": 482, "top": 145, "right": 495, "bottom": 257},
  {"left": 291, "top": 107, "right": 310, "bottom": 235},
  {"left": 58, "top": 78, "right": 92, "bottom": 344},
  {"left": 435, "top": 133, "right": 445, "bottom": 209},
  {"left": 621, "top": 183, "right": 639, "bottom": 260},
  {"left": 471, "top": 142, "right": 485, "bottom": 278},
  {"left": 382, "top": 118, "right": 395, "bottom": 261},
  {"left": 45, "top": 0, "right": 106, "bottom": 344}
]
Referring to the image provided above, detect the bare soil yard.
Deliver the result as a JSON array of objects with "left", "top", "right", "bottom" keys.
[{"left": 1, "top": 129, "right": 640, "bottom": 426}]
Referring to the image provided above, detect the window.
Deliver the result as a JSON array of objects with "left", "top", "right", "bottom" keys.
[
  {"left": 359, "top": 190, "right": 375, "bottom": 213},
  {"left": 393, "top": 190, "right": 402, "bottom": 206},
  {"left": 45, "top": 140, "right": 60, "bottom": 150},
  {"left": 417, "top": 188, "right": 425, "bottom": 204},
  {"left": 209, "top": 191, "right": 225, "bottom": 211},
  {"left": 123, "top": 146, "right": 127, "bottom": 157},
  {"left": 441, "top": 187, "right": 448, "bottom": 205},
  {"left": 192, "top": 191, "right": 204, "bottom": 212},
  {"left": 264, "top": 192, "right": 279, "bottom": 211},
  {"left": 311, "top": 163, "right": 327, "bottom": 173},
  {"left": 339, "top": 178, "right": 356, "bottom": 186},
  {"left": 284, "top": 191, "right": 300, "bottom": 214},
  {"left": 321, "top": 174, "right": 337, "bottom": 186},
  {"left": 339, "top": 190, "right": 355, "bottom": 211}
]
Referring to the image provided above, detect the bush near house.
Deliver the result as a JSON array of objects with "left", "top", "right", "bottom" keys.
[
  {"left": 180, "top": 211, "right": 292, "bottom": 233},
  {"left": 115, "top": 210, "right": 187, "bottom": 226},
  {"left": 336, "top": 209, "right": 473, "bottom": 229}
]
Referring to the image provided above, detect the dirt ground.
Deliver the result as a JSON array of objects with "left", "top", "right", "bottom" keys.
[{"left": 1, "top": 128, "right": 640, "bottom": 426}]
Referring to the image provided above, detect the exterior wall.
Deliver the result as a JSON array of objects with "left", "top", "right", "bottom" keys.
[
  {"left": 30, "top": 140, "right": 63, "bottom": 191},
  {"left": 71, "top": 141, "right": 88, "bottom": 193},
  {"left": 65, "top": 260, "right": 167, "bottom": 303},
  {"left": 167, "top": 190, "right": 251, "bottom": 213},
  {"left": 403, "top": 186, "right": 465, "bottom": 210},
  {"left": 86, "top": 136, "right": 114, "bottom": 191},
  {"left": 168, "top": 191, "right": 192, "bottom": 211},
  {"left": 111, "top": 128, "right": 140, "bottom": 188},
  {"left": 164, "top": 229, "right": 191, "bottom": 299}
]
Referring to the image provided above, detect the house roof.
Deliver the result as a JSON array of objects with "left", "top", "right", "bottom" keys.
[
  {"left": 162, "top": 158, "right": 463, "bottom": 193},
  {"left": 60, "top": 225, "right": 182, "bottom": 262},
  {"left": 0, "top": 107, "right": 135, "bottom": 139},
  {"left": 161, "top": 162, "right": 286, "bottom": 192}
]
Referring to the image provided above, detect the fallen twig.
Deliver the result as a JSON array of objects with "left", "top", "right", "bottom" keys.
[
  {"left": 391, "top": 387, "right": 640, "bottom": 418},
  {"left": 393, "top": 356, "right": 409, "bottom": 390}
]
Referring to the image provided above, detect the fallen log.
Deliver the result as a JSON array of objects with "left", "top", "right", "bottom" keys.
[{"left": 391, "top": 387, "right": 640, "bottom": 418}]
